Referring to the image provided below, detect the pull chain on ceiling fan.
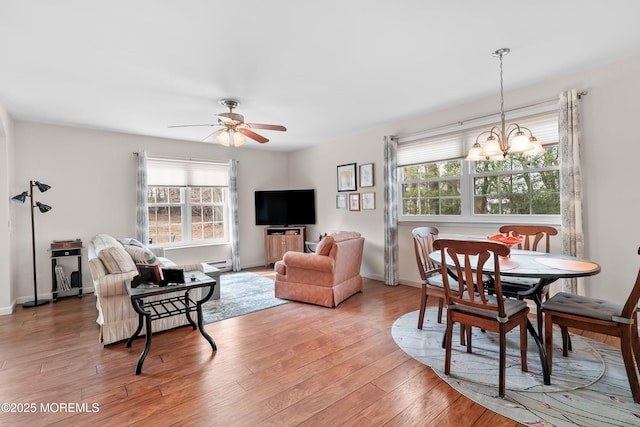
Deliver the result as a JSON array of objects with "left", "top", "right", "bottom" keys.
[{"left": 169, "top": 99, "right": 286, "bottom": 147}]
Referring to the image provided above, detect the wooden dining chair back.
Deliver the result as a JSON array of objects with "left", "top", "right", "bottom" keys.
[
  {"left": 412, "top": 227, "right": 445, "bottom": 328},
  {"left": 432, "top": 239, "right": 530, "bottom": 398},
  {"left": 542, "top": 246, "right": 640, "bottom": 403},
  {"left": 498, "top": 224, "right": 558, "bottom": 338},
  {"left": 499, "top": 224, "right": 558, "bottom": 252}
]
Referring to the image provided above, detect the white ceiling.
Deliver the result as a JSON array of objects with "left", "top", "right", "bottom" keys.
[{"left": 2, "top": 1, "right": 640, "bottom": 152}]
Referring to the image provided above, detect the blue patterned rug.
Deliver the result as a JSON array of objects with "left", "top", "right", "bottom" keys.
[
  {"left": 201, "top": 272, "right": 289, "bottom": 324},
  {"left": 392, "top": 308, "right": 640, "bottom": 426}
]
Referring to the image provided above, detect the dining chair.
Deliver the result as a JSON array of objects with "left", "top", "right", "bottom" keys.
[
  {"left": 497, "top": 224, "right": 558, "bottom": 338},
  {"left": 542, "top": 246, "right": 640, "bottom": 403},
  {"left": 412, "top": 227, "right": 447, "bottom": 328},
  {"left": 433, "top": 239, "right": 529, "bottom": 398}
]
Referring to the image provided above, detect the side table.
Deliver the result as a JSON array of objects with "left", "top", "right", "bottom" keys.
[{"left": 126, "top": 270, "right": 217, "bottom": 375}]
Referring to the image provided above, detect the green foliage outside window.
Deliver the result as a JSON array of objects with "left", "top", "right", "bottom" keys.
[{"left": 400, "top": 145, "right": 560, "bottom": 217}]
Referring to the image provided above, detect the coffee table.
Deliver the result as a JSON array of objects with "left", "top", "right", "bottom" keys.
[{"left": 126, "top": 270, "right": 217, "bottom": 374}]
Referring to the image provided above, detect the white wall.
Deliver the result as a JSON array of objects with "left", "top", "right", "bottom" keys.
[
  {"left": 0, "top": 103, "right": 15, "bottom": 313},
  {"left": 290, "top": 55, "right": 640, "bottom": 304},
  {"left": 8, "top": 122, "right": 290, "bottom": 306}
]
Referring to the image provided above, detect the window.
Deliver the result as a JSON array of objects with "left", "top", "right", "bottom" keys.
[
  {"left": 147, "top": 158, "right": 229, "bottom": 245},
  {"left": 398, "top": 109, "right": 560, "bottom": 222}
]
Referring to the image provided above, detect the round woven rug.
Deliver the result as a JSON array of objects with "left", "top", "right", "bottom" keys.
[{"left": 392, "top": 309, "right": 640, "bottom": 426}]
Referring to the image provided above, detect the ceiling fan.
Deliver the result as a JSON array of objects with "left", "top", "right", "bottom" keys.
[{"left": 169, "top": 99, "right": 286, "bottom": 147}]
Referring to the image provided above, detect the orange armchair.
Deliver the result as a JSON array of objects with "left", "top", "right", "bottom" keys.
[{"left": 274, "top": 232, "right": 365, "bottom": 307}]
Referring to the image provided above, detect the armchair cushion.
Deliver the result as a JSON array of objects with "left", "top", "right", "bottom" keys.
[{"left": 315, "top": 236, "right": 334, "bottom": 256}]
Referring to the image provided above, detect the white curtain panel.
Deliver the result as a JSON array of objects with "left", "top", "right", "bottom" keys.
[
  {"left": 229, "top": 159, "right": 241, "bottom": 272},
  {"left": 384, "top": 136, "right": 399, "bottom": 286},
  {"left": 136, "top": 151, "right": 149, "bottom": 245},
  {"left": 559, "top": 90, "right": 585, "bottom": 295}
]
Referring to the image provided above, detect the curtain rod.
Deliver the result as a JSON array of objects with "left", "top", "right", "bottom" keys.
[
  {"left": 397, "top": 91, "right": 587, "bottom": 143},
  {"left": 132, "top": 152, "right": 235, "bottom": 164}
]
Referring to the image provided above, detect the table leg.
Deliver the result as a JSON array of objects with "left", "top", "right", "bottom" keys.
[
  {"left": 136, "top": 312, "right": 153, "bottom": 375},
  {"left": 196, "top": 282, "right": 217, "bottom": 352},
  {"left": 527, "top": 319, "right": 550, "bottom": 385},
  {"left": 184, "top": 289, "right": 197, "bottom": 330}
]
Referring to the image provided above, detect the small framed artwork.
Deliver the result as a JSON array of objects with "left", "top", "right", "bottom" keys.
[
  {"left": 359, "top": 163, "right": 374, "bottom": 187},
  {"left": 136, "top": 264, "right": 162, "bottom": 285},
  {"left": 336, "top": 194, "right": 347, "bottom": 209},
  {"left": 361, "top": 192, "right": 376, "bottom": 210},
  {"left": 349, "top": 193, "right": 360, "bottom": 211},
  {"left": 337, "top": 163, "right": 357, "bottom": 192}
]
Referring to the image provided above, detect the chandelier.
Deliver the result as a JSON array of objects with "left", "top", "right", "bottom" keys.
[{"left": 466, "top": 48, "right": 544, "bottom": 161}]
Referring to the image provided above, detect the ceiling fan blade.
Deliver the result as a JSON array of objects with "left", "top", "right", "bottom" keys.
[
  {"left": 168, "top": 124, "right": 220, "bottom": 128},
  {"left": 202, "top": 129, "right": 220, "bottom": 143},
  {"left": 246, "top": 123, "right": 287, "bottom": 132},
  {"left": 239, "top": 128, "right": 269, "bottom": 143}
]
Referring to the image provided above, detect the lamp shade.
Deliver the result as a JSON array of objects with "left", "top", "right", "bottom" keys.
[
  {"left": 233, "top": 131, "right": 246, "bottom": 147},
  {"left": 36, "top": 202, "right": 52, "bottom": 213},
  {"left": 215, "top": 130, "right": 230, "bottom": 147},
  {"left": 35, "top": 181, "right": 51, "bottom": 192},
  {"left": 11, "top": 191, "right": 29, "bottom": 203}
]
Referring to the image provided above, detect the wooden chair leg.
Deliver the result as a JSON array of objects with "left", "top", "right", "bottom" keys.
[
  {"left": 560, "top": 326, "right": 570, "bottom": 356},
  {"left": 444, "top": 317, "right": 454, "bottom": 375},
  {"left": 499, "top": 325, "right": 506, "bottom": 398},
  {"left": 418, "top": 285, "right": 427, "bottom": 329},
  {"left": 544, "top": 312, "right": 554, "bottom": 375},
  {"left": 437, "top": 298, "right": 444, "bottom": 323},
  {"left": 621, "top": 326, "right": 640, "bottom": 403}
]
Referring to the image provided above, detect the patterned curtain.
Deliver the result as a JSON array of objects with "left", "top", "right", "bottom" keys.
[
  {"left": 559, "top": 90, "right": 584, "bottom": 294},
  {"left": 136, "top": 151, "right": 149, "bottom": 245},
  {"left": 229, "top": 159, "right": 241, "bottom": 272},
  {"left": 384, "top": 136, "right": 399, "bottom": 286}
]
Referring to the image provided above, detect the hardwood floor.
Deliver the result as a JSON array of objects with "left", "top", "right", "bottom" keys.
[{"left": 0, "top": 269, "right": 618, "bottom": 427}]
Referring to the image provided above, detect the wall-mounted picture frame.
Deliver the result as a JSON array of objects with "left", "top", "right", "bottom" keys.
[
  {"left": 337, "top": 163, "right": 357, "bottom": 192},
  {"left": 349, "top": 193, "right": 360, "bottom": 211},
  {"left": 361, "top": 192, "right": 376, "bottom": 210},
  {"left": 336, "top": 194, "right": 347, "bottom": 209},
  {"left": 359, "top": 163, "right": 374, "bottom": 187}
]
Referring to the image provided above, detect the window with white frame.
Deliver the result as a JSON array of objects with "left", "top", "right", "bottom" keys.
[
  {"left": 147, "top": 158, "right": 229, "bottom": 245},
  {"left": 398, "top": 110, "right": 560, "bottom": 222}
]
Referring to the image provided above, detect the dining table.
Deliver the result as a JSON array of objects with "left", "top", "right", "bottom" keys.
[{"left": 429, "top": 246, "right": 601, "bottom": 385}]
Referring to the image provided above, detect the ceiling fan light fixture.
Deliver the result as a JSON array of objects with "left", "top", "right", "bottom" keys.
[
  {"left": 215, "top": 129, "right": 230, "bottom": 147},
  {"left": 233, "top": 131, "right": 246, "bottom": 147}
]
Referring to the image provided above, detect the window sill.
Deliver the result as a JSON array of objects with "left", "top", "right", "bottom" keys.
[{"left": 148, "top": 241, "right": 230, "bottom": 250}]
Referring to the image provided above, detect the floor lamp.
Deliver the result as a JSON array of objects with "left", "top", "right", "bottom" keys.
[{"left": 11, "top": 180, "right": 53, "bottom": 307}]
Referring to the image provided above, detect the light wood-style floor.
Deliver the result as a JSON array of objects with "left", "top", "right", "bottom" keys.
[{"left": 0, "top": 269, "right": 621, "bottom": 427}]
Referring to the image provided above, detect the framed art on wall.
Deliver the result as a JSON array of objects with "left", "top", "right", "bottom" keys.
[
  {"left": 359, "top": 163, "right": 374, "bottom": 187},
  {"left": 349, "top": 193, "right": 360, "bottom": 211},
  {"left": 361, "top": 192, "right": 375, "bottom": 210},
  {"left": 336, "top": 194, "right": 347, "bottom": 209},
  {"left": 337, "top": 163, "right": 357, "bottom": 192}
]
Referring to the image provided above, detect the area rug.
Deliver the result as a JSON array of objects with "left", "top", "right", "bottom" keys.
[
  {"left": 201, "top": 272, "right": 288, "bottom": 324},
  {"left": 392, "top": 309, "right": 640, "bottom": 426}
]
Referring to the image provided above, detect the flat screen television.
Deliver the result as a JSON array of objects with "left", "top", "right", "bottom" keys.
[{"left": 255, "top": 189, "right": 316, "bottom": 226}]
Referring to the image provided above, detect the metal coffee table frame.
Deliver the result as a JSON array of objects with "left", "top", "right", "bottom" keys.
[{"left": 127, "top": 271, "right": 217, "bottom": 374}]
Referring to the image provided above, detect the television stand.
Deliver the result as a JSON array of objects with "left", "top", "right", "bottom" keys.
[{"left": 264, "top": 226, "right": 306, "bottom": 266}]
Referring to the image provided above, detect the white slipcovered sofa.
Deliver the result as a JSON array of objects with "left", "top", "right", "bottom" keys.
[{"left": 88, "top": 234, "right": 217, "bottom": 345}]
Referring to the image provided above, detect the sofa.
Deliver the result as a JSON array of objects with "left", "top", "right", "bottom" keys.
[
  {"left": 274, "top": 231, "right": 364, "bottom": 307},
  {"left": 88, "top": 234, "right": 218, "bottom": 345}
]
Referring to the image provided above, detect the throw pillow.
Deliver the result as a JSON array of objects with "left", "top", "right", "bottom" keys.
[
  {"left": 98, "top": 246, "right": 137, "bottom": 274},
  {"left": 119, "top": 238, "right": 148, "bottom": 248},
  {"left": 122, "top": 244, "right": 158, "bottom": 265},
  {"left": 315, "top": 236, "right": 335, "bottom": 256}
]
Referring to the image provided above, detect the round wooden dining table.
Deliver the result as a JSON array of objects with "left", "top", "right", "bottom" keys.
[{"left": 429, "top": 247, "right": 601, "bottom": 385}]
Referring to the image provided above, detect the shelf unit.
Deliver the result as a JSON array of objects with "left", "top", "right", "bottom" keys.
[
  {"left": 264, "top": 227, "right": 306, "bottom": 266},
  {"left": 50, "top": 240, "right": 83, "bottom": 302}
]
